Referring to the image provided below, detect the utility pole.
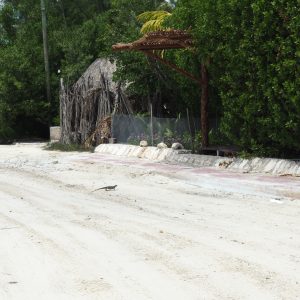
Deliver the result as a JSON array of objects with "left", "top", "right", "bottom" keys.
[{"left": 40, "top": 0, "right": 51, "bottom": 122}]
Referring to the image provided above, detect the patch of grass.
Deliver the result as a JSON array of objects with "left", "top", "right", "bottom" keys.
[
  {"left": 44, "top": 142, "right": 94, "bottom": 153},
  {"left": 237, "top": 151, "right": 256, "bottom": 159}
]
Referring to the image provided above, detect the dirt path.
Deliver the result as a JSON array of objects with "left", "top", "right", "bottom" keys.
[{"left": 0, "top": 143, "right": 299, "bottom": 300}]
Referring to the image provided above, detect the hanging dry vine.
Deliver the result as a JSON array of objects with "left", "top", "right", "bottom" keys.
[{"left": 60, "top": 59, "right": 132, "bottom": 145}]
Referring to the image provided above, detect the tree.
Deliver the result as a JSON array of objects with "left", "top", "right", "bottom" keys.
[
  {"left": 171, "top": 0, "right": 300, "bottom": 157},
  {"left": 0, "top": 0, "right": 112, "bottom": 139}
]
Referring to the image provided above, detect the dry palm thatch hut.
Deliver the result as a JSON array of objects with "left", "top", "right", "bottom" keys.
[{"left": 60, "top": 58, "right": 132, "bottom": 145}]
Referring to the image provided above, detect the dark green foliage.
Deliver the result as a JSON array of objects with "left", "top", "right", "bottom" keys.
[
  {"left": 0, "top": 0, "right": 54, "bottom": 138},
  {"left": 172, "top": 0, "right": 300, "bottom": 157},
  {"left": 0, "top": 0, "right": 112, "bottom": 139}
]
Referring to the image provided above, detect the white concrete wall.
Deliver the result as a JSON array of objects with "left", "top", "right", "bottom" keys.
[
  {"left": 95, "top": 144, "right": 173, "bottom": 161},
  {"left": 228, "top": 157, "right": 300, "bottom": 175},
  {"left": 95, "top": 144, "right": 300, "bottom": 176}
]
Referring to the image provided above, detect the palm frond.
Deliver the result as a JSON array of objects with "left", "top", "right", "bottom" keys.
[{"left": 137, "top": 11, "right": 171, "bottom": 34}]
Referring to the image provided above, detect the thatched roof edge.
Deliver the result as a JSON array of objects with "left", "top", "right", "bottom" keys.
[{"left": 112, "top": 30, "right": 193, "bottom": 52}]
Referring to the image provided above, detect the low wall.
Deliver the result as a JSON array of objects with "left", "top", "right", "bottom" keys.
[
  {"left": 228, "top": 157, "right": 300, "bottom": 175},
  {"left": 95, "top": 144, "right": 300, "bottom": 176},
  {"left": 50, "top": 126, "right": 61, "bottom": 142},
  {"left": 95, "top": 144, "right": 174, "bottom": 161}
]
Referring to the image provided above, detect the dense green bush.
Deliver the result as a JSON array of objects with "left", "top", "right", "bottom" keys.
[{"left": 173, "top": 0, "right": 300, "bottom": 157}]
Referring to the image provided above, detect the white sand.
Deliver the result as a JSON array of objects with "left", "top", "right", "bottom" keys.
[{"left": 0, "top": 143, "right": 299, "bottom": 300}]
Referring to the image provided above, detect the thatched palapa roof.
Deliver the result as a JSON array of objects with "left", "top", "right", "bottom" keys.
[{"left": 112, "top": 30, "right": 193, "bottom": 51}]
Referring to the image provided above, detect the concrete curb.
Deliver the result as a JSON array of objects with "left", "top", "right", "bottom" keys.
[
  {"left": 95, "top": 144, "right": 300, "bottom": 176},
  {"left": 95, "top": 144, "right": 173, "bottom": 161},
  {"left": 228, "top": 157, "right": 300, "bottom": 176}
]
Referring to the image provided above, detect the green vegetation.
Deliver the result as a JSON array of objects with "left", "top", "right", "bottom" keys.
[
  {"left": 45, "top": 142, "right": 94, "bottom": 152},
  {"left": 137, "top": 10, "right": 171, "bottom": 34},
  {"left": 0, "top": 0, "right": 299, "bottom": 158},
  {"left": 171, "top": 0, "right": 300, "bottom": 157}
]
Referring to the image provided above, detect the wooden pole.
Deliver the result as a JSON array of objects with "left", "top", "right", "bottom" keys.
[
  {"left": 40, "top": 0, "right": 51, "bottom": 122},
  {"left": 150, "top": 103, "right": 154, "bottom": 146},
  {"left": 201, "top": 63, "right": 209, "bottom": 148},
  {"left": 186, "top": 108, "right": 194, "bottom": 152}
]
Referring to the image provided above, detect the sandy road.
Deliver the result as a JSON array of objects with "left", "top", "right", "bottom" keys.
[{"left": 0, "top": 144, "right": 299, "bottom": 300}]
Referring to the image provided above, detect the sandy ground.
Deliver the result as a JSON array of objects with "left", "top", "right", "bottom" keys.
[{"left": 0, "top": 143, "right": 299, "bottom": 300}]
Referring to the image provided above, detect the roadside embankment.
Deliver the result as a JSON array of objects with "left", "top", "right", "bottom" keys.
[{"left": 95, "top": 144, "right": 300, "bottom": 176}]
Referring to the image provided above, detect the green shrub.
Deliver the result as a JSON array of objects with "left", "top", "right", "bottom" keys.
[{"left": 44, "top": 142, "right": 94, "bottom": 153}]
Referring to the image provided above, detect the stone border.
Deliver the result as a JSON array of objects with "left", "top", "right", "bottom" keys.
[{"left": 95, "top": 144, "right": 300, "bottom": 176}]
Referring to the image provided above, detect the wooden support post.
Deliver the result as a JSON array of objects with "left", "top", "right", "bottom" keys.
[
  {"left": 201, "top": 63, "right": 209, "bottom": 148},
  {"left": 150, "top": 103, "right": 154, "bottom": 146},
  {"left": 40, "top": 0, "right": 51, "bottom": 122}
]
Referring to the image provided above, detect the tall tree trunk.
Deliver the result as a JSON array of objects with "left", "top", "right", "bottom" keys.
[{"left": 201, "top": 63, "right": 209, "bottom": 147}]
